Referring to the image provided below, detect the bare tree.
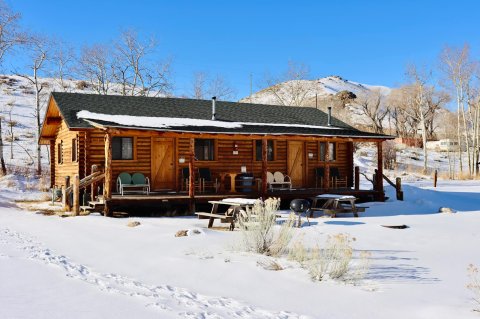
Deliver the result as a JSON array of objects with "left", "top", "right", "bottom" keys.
[
  {"left": 353, "top": 89, "right": 389, "bottom": 134},
  {"left": 112, "top": 30, "right": 172, "bottom": 96},
  {"left": 15, "top": 35, "right": 50, "bottom": 175},
  {"left": 262, "top": 60, "right": 313, "bottom": 106},
  {"left": 439, "top": 44, "right": 476, "bottom": 174},
  {"left": 0, "top": 1, "right": 27, "bottom": 62},
  {"left": 77, "top": 44, "right": 112, "bottom": 94},
  {"left": 5, "top": 99, "right": 15, "bottom": 159},
  {"left": 191, "top": 71, "right": 207, "bottom": 99},
  {"left": 189, "top": 72, "right": 235, "bottom": 100},
  {"left": 0, "top": 1, "right": 26, "bottom": 175},
  {"left": 50, "top": 40, "right": 76, "bottom": 91}
]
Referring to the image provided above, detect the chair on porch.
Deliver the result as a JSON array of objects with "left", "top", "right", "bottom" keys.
[
  {"left": 198, "top": 168, "right": 218, "bottom": 193},
  {"left": 267, "top": 171, "right": 292, "bottom": 190},
  {"left": 181, "top": 167, "right": 200, "bottom": 192},
  {"left": 315, "top": 167, "right": 325, "bottom": 188},
  {"left": 330, "top": 167, "right": 348, "bottom": 188}
]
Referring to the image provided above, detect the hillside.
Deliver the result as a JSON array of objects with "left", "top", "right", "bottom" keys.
[
  {"left": 241, "top": 75, "right": 391, "bottom": 104},
  {"left": 0, "top": 75, "right": 126, "bottom": 171},
  {"left": 240, "top": 75, "right": 392, "bottom": 128}
]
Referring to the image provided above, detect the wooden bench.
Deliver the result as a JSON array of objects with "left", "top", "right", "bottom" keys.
[{"left": 195, "top": 212, "right": 236, "bottom": 230}]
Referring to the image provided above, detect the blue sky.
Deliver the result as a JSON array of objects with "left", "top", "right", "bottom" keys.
[{"left": 7, "top": 0, "right": 480, "bottom": 99}]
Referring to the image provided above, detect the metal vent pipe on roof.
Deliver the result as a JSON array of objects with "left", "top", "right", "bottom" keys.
[
  {"left": 212, "top": 96, "right": 216, "bottom": 120},
  {"left": 327, "top": 106, "right": 332, "bottom": 126}
]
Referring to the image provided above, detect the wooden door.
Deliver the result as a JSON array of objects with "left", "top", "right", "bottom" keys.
[
  {"left": 287, "top": 141, "right": 305, "bottom": 188},
  {"left": 151, "top": 138, "right": 175, "bottom": 190}
]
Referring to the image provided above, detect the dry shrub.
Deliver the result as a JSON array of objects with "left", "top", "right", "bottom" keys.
[
  {"left": 238, "top": 198, "right": 295, "bottom": 257},
  {"left": 467, "top": 264, "right": 480, "bottom": 311},
  {"left": 257, "top": 258, "right": 284, "bottom": 271},
  {"left": 288, "top": 235, "right": 309, "bottom": 264},
  {"left": 383, "top": 140, "right": 397, "bottom": 170},
  {"left": 308, "top": 234, "right": 354, "bottom": 281}
]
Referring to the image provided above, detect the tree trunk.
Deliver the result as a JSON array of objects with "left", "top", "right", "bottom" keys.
[{"left": 0, "top": 119, "right": 6, "bottom": 175}]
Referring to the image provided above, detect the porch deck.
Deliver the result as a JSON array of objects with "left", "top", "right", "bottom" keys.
[{"left": 106, "top": 188, "right": 382, "bottom": 216}]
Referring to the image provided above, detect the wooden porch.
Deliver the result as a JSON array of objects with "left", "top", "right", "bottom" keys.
[{"left": 99, "top": 187, "right": 382, "bottom": 216}]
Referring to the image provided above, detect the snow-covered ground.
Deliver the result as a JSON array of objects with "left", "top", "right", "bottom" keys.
[{"left": 1, "top": 174, "right": 480, "bottom": 318}]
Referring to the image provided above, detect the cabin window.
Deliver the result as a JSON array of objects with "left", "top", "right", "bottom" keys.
[
  {"left": 57, "top": 141, "right": 63, "bottom": 164},
  {"left": 195, "top": 139, "right": 215, "bottom": 161},
  {"left": 71, "top": 138, "right": 78, "bottom": 162},
  {"left": 319, "top": 142, "right": 336, "bottom": 161},
  {"left": 112, "top": 137, "right": 133, "bottom": 160},
  {"left": 255, "top": 140, "right": 274, "bottom": 161}
]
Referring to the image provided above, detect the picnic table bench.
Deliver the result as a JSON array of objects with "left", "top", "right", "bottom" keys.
[
  {"left": 195, "top": 199, "right": 256, "bottom": 230},
  {"left": 310, "top": 194, "right": 368, "bottom": 218}
]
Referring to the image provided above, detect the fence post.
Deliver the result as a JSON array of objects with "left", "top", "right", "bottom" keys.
[
  {"left": 73, "top": 175, "right": 80, "bottom": 216},
  {"left": 396, "top": 177, "right": 403, "bottom": 201},
  {"left": 354, "top": 166, "right": 360, "bottom": 190},
  {"left": 434, "top": 169, "right": 438, "bottom": 188}
]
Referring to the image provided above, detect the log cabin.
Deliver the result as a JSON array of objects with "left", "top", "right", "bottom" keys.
[{"left": 39, "top": 92, "right": 393, "bottom": 215}]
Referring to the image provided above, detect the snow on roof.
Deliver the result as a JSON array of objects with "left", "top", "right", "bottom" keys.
[{"left": 76, "top": 110, "right": 341, "bottom": 131}]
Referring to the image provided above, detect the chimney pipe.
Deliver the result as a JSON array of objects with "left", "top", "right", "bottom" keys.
[
  {"left": 327, "top": 106, "right": 332, "bottom": 126},
  {"left": 211, "top": 96, "right": 216, "bottom": 120}
]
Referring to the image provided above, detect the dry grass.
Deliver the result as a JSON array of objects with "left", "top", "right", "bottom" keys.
[
  {"left": 257, "top": 258, "right": 284, "bottom": 271},
  {"left": 238, "top": 198, "right": 296, "bottom": 257},
  {"left": 467, "top": 264, "right": 480, "bottom": 312}
]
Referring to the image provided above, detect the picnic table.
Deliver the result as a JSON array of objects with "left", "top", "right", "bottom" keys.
[
  {"left": 310, "top": 194, "right": 367, "bottom": 218},
  {"left": 195, "top": 198, "right": 256, "bottom": 230}
]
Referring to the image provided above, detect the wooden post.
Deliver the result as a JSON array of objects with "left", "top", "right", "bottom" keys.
[
  {"left": 396, "top": 177, "right": 403, "bottom": 201},
  {"left": 434, "top": 169, "right": 438, "bottom": 187},
  {"left": 261, "top": 138, "right": 268, "bottom": 199},
  {"left": 188, "top": 138, "right": 196, "bottom": 213},
  {"left": 49, "top": 140, "right": 55, "bottom": 189},
  {"left": 103, "top": 132, "right": 112, "bottom": 217},
  {"left": 91, "top": 164, "right": 98, "bottom": 201},
  {"left": 61, "top": 185, "right": 67, "bottom": 209},
  {"left": 354, "top": 166, "right": 360, "bottom": 190},
  {"left": 376, "top": 141, "right": 385, "bottom": 201},
  {"left": 324, "top": 142, "right": 330, "bottom": 190},
  {"left": 64, "top": 176, "right": 71, "bottom": 211},
  {"left": 73, "top": 175, "right": 80, "bottom": 216}
]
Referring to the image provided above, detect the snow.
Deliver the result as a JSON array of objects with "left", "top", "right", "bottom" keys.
[
  {"left": 315, "top": 194, "right": 356, "bottom": 199},
  {"left": 220, "top": 198, "right": 258, "bottom": 205},
  {"left": 1, "top": 174, "right": 480, "bottom": 318},
  {"left": 77, "top": 110, "right": 343, "bottom": 131}
]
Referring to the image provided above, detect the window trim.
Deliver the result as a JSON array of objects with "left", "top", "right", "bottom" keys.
[
  {"left": 319, "top": 141, "right": 337, "bottom": 162},
  {"left": 194, "top": 138, "right": 216, "bottom": 161},
  {"left": 254, "top": 140, "right": 275, "bottom": 161},
  {"left": 57, "top": 141, "right": 63, "bottom": 164},
  {"left": 71, "top": 138, "right": 78, "bottom": 162},
  {"left": 112, "top": 136, "right": 135, "bottom": 161}
]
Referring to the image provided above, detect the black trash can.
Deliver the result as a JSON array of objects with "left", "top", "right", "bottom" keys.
[{"left": 236, "top": 173, "right": 254, "bottom": 192}]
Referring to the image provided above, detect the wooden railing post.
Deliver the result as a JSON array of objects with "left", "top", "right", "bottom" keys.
[
  {"left": 376, "top": 141, "right": 385, "bottom": 201},
  {"left": 61, "top": 185, "right": 67, "bottom": 209},
  {"left": 354, "top": 166, "right": 360, "bottom": 190},
  {"left": 103, "top": 132, "right": 112, "bottom": 217},
  {"left": 64, "top": 176, "right": 71, "bottom": 211},
  {"left": 91, "top": 164, "right": 98, "bottom": 201},
  {"left": 73, "top": 175, "right": 80, "bottom": 216},
  {"left": 261, "top": 138, "right": 268, "bottom": 199},
  {"left": 434, "top": 169, "right": 438, "bottom": 187},
  {"left": 396, "top": 177, "right": 403, "bottom": 201},
  {"left": 188, "top": 138, "right": 196, "bottom": 213},
  {"left": 324, "top": 142, "right": 330, "bottom": 190}
]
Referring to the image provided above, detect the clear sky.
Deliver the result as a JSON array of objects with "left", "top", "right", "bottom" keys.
[{"left": 7, "top": 0, "right": 480, "bottom": 99}]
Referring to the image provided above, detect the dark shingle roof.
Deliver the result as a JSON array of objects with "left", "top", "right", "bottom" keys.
[{"left": 51, "top": 92, "right": 392, "bottom": 139}]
